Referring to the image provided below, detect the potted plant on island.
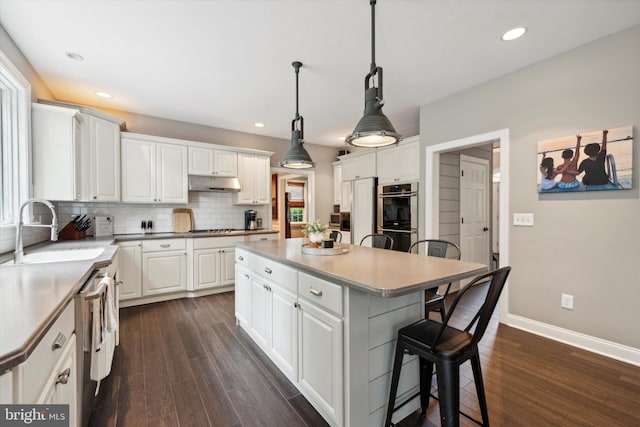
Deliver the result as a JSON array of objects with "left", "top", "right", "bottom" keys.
[{"left": 302, "top": 220, "right": 329, "bottom": 247}]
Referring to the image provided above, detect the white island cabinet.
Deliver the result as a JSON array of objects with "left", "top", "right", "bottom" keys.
[{"left": 234, "top": 238, "right": 487, "bottom": 427}]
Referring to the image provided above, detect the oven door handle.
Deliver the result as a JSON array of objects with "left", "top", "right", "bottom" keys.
[
  {"left": 378, "top": 192, "right": 418, "bottom": 198},
  {"left": 378, "top": 228, "right": 418, "bottom": 234}
]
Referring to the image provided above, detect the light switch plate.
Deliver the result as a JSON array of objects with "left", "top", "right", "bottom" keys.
[{"left": 513, "top": 213, "right": 534, "bottom": 226}]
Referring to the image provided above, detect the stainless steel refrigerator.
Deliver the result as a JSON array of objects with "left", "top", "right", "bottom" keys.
[{"left": 350, "top": 177, "right": 377, "bottom": 246}]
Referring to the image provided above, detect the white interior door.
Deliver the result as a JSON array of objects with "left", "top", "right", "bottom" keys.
[{"left": 460, "top": 155, "right": 490, "bottom": 266}]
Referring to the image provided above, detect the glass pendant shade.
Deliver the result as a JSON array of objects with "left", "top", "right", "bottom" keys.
[
  {"left": 279, "top": 129, "right": 315, "bottom": 169},
  {"left": 279, "top": 61, "right": 315, "bottom": 169}
]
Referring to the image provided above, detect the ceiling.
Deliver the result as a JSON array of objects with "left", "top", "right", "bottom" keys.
[{"left": 2, "top": 1, "right": 640, "bottom": 148}]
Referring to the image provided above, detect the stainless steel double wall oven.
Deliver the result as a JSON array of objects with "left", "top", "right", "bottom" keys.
[{"left": 377, "top": 182, "right": 418, "bottom": 252}]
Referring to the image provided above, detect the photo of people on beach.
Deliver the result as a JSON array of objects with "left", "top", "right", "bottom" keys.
[{"left": 537, "top": 126, "right": 633, "bottom": 193}]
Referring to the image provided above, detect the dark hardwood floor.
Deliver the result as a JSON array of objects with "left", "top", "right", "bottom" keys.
[{"left": 89, "top": 286, "right": 640, "bottom": 427}]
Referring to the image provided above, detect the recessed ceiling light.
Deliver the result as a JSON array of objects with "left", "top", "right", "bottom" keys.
[
  {"left": 65, "top": 52, "right": 84, "bottom": 61},
  {"left": 254, "top": 122, "right": 265, "bottom": 128},
  {"left": 501, "top": 27, "right": 527, "bottom": 41},
  {"left": 339, "top": 136, "right": 346, "bottom": 141},
  {"left": 95, "top": 91, "right": 113, "bottom": 99}
]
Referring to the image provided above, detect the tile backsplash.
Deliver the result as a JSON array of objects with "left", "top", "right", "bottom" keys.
[
  {"left": 56, "top": 192, "right": 269, "bottom": 235},
  {"left": 0, "top": 192, "right": 269, "bottom": 255}
]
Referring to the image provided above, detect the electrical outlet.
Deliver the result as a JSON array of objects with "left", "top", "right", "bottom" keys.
[
  {"left": 513, "top": 213, "right": 534, "bottom": 226},
  {"left": 561, "top": 293, "right": 574, "bottom": 310}
]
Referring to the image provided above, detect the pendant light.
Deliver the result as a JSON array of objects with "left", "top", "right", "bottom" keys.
[
  {"left": 345, "top": 0, "right": 401, "bottom": 148},
  {"left": 279, "top": 61, "right": 316, "bottom": 169}
]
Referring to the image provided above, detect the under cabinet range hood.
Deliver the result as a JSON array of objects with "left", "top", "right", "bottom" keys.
[{"left": 188, "top": 175, "right": 242, "bottom": 192}]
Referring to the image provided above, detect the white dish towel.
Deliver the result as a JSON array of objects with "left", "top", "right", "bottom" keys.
[{"left": 90, "top": 275, "right": 117, "bottom": 382}]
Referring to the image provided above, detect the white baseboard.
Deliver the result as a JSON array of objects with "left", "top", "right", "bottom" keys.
[{"left": 504, "top": 313, "right": 640, "bottom": 367}]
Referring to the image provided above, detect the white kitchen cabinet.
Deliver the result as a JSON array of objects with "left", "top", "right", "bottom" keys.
[
  {"left": 121, "top": 134, "right": 188, "bottom": 204},
  {"left": 0, "top": 369, "right": 11, "bottom": 403},
  {"left": 32, "top": 102, "right": 123, "bottom": 202},
  {"left": 333, "top": 163, "right": 342, "bottom": 205},
  {"left": 193, "top": 246, "right": 235, "bottom": 289},
  {"left": 235, "top": 153, "right": 270, "bottom": 205},
  {"left": 250, "top": 275, "right": 271, "bottom": 351},
  {"left": 37, "top": 333, "right": 78, "bottom": 427},
  {"left": 188, "top": 146, "right": 237, "bottom": 177},
  {"left": 270, "top": 283, "right": 298, "bottom": 382},
  {"left": 117, "top": 241, "right": 143, "bottom": 300},
  {"left": 235, "top": 263, "right": 252, "bottom": 329},
  {"left": 340, "top": 181, "right": 352, "bottom": 213},
  {"left": 141, "top": 239, "right": 188, "bottom": 296},
  {"left": 376, "top": 138, "right": 420, "bottom": 184},
  {"left": 340, "top": 152, "right": 376, "bottom": 181},
  {"left": 298, "top": 298, "right": 343, "bottom": 427}
]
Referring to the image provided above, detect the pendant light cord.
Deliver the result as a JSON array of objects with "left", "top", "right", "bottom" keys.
[
  {"left": 292, "top": 61, "right": 303, "bottom": 136},
  {"left": 370, "top": 0, "right": 376, "bottom": 72}
]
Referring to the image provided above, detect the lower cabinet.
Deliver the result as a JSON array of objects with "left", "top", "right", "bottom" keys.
[
  {"left": 192, "top": 237, "right": 239, "bottom": 290},
  {"left": 118, "top": 241, "right": 143, "bottom": 300},
  {"left": 142, "top": 249, "right": 188, "bottom": 295},
  {"left": 298, "top": 299, "right": 343, "bottom": 426},
  {"left": 37, "top": 333, "right": 78, "bottom": 427},
  {"left": 236, "top": 252, "right": 343, "bottom": 426}
]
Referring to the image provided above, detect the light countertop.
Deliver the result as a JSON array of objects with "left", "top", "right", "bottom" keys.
[{"left": 237, "top": 238, "right": 488, "bottom": 298}]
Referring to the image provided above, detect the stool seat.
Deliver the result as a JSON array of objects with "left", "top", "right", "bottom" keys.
[{"left": 384, "top": 266, "right": 511, "bottom": 427}]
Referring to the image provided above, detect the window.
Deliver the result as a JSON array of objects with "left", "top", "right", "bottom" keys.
[
  {"left": 0, "top": 49, "right": 30, "bottom": 225},
  {"left": 287, "top": 181, "right": 306, "bottom": 223}
]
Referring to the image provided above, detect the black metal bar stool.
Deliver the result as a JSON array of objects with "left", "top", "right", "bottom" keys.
[
  {"left": 359, "top": 233, "right": 394, "bottom": 249},
  {"left": 384, "top": 267, "right": 511, "bottom": 427}
]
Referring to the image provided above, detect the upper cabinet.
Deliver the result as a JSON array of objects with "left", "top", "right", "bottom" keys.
[
  {"left": 376, "top": 137, "right": 420, "bottom": 184},
  {"left": 121, "top": 133, "right": 188, "bottom": 204},
  {"left": 235, "top": 153, "right": 270, "bottom": 205},
  {"left": 32, "top": 102, "right": 124, "bottom": 202},
  {"left": 340, "top": 152, "right": 376, "bottom": 181},
  {"left": 333, "top": 163, "right": 342, "bottom": 205},
  {"left": 188, "top": 146, "right": 237, "bottom": 177}
]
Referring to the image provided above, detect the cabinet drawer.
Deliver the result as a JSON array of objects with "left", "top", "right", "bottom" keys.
[
  {"left": 299, "top": 272, "right": 343, "bottom": 316},
  {"left": 251, "top": 255, "right": 297, "bottom": 293},
  {"left": 142, "top": 239, "right": 186, "bottom": 252},
  {"left": 193, "top": 236, "right": 243, "bottom": 250},
  {"left": 20, "top": 301, "right": 74, "bottom": 403},
  {"left": 235, "top": 248, "right": 250, "bottom": 267}
]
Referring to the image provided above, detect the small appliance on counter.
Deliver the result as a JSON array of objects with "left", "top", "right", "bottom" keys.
[
  {"left": 94, "top": 216, "right": 114, "bottom": 237},
  {"left": 245, "top": 210, "right": 258, "bottom": 230}
]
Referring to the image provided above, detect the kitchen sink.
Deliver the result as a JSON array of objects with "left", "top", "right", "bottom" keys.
[{"left": 3, "top": 247, "right": 105, "bottom": 265}]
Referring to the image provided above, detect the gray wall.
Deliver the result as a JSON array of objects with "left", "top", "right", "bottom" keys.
[{"left": 420, "top": 24, "right": 640, "bottom": 349}]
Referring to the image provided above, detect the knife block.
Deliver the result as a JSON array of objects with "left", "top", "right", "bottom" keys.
[{"left": 58, "top": 222, "right": 86, "bottom": 240}]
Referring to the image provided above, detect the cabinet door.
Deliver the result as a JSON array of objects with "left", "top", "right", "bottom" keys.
[
  {"left": 333, "top": 164, "right": 342, "bottom": 205},
  {"left": 357, "top": 152, "right": 376, "bottom": 179},
  {"left": 32, "top": 104, "right": 82, "bottom": 201},
  {"left": 188, "top": 146, "right": 215, "bottom": 175},
  {"left": 220, "top": 247, "right": 236, "bottom": 285},
  {"left": 250, "top": 276, "right": 271, "bottom": 351},
  {"left": 235, "top": 264, "right": 252, "bottom": 329},
  {"left": 236, "top": 153, "right": 256, "bottom": 204},
  {"left": 122, "top": 138, "right": 156, "bottom": 202},
  {"left": 193, "top": 248, "right": 221, "bottom": 290},
  {"left": 156, "top": 143, "right": 188, "bottom": 203},
  {"left": 253, "top": 155, "right": 271, "bottom": 204},
  {"left": 340, "top": 181, "right": 352, "bottom": 213},
  {"left": 396, "top": 141, "right": 420, "bottom": 182},
  {"left": 298, "top": 300, "right": 343, "bottom": 426},
  {"left": 37, "top": 333, "right": 78, "bottom": 427},
  {"left": 88, "top": 115, "right": 121, "bottom": 201},
  {"left": 376, "top": 147, "right": 397, "bottom": 184},
  {"left": 270, "top": 284, "right": 298, "bottom": 382},
  {"left": 213, "top": 150, "right": 238, "bottom": 177},
  {"left": 142, "top": 250, "right": 188, "bottom": 295},
  {"left": 118, "top": 242, "right": 142, "bottom": 300}
]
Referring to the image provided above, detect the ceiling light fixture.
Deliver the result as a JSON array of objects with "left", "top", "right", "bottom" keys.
[
  {"left": 501, "top": 26, "right": 527, "bottom": 41},
  {"left": 95, "top": 91, "right": 113, "bottom": 99},
  {"left": 254, "top": 122, "right": 265, "bottom": 128},
  {"left": 65, "top": 52, "right": 84, "bottom": 61},
  {"left": 279, "top": 61, "right": 315, "bottom": 169},
  {"left": 345, "top": 0, "right": 401, "bottom": 148}
]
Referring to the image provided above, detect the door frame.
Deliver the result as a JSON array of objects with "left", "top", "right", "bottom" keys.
[
  {"left": 271, "top": 167, "right": 316, "bottom": 237},
  {"left": 425, "top": 128, "right": 510, "bottom": 322}
]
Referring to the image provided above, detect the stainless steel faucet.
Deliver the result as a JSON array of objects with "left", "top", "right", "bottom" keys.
[{"left": 14, "top": 198, "right": 58, "bottom": 264}]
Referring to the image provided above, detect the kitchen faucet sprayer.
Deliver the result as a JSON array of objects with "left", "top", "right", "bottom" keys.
[{"left": 14, "top": 198, "right": 58, "bottom": 264}]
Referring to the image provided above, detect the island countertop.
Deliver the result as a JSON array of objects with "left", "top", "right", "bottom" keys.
[{"left": 237, "top": 238, "right": 488, "bottom": 297}]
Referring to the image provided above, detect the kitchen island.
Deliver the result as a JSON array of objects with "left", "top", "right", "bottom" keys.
[{"left": 235, "top": 238, "right": 487, "bottom": 427}]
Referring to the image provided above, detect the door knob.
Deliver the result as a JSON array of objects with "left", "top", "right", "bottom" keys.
[{"left": 483, "top": 227, "right": 489, "bottom": 231}]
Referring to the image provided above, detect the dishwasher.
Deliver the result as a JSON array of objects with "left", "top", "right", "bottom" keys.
[{"left": 74, "top": 263, "right": 120, "bottom": 427}]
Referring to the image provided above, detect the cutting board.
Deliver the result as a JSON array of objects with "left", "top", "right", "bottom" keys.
[{"left": 172, "top": 208, "right": 194, "bottom": 232}]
